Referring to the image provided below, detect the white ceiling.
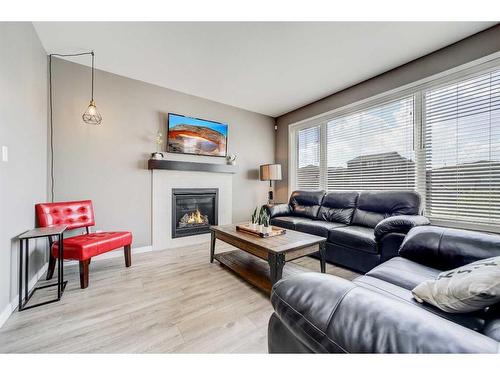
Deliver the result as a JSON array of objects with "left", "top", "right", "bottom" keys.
[{"left": 33, "top": 22, "right": 495, "bottom": 117}]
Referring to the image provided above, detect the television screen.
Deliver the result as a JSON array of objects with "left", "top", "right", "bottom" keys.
[{"left": 167, "top": 113, "right": 228, "bottom": 157}]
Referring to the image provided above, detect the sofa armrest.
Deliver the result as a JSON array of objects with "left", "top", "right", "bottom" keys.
[
  {"left": 374, "top": 215, "right": 430, "bottom": 241},
  {"left": 263, "top": 203, "right": 291, "bottom": 218},
  {"left": 270, "top": 273, "right": 499, "bottom": 353}
]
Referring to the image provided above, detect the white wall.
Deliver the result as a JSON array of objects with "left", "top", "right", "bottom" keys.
[
  {"left": 0, "top": 23, "right": 48, "bottom": 324},
  {"left": 50, "top": 58, "right": 275, "bottom": 248}
]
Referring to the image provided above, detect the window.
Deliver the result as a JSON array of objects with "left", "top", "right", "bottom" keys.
[
  {"left": 424, "top": 69, "right": 500, "bottom": 225},
  {"left": 327, "top": 97, "right": 415, "bottom": 191},
  {"left": 289, "top": 60, "right": 500, "bottom": 231},
  {"left": 296, "top": 126, "right": 321, "bottom": 190}
]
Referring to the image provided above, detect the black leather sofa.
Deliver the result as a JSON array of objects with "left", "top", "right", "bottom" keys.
[
  {"left": 268, "top": 226, "right": 500, "bottom": 353},
  {"left": 265, "top": 190, "right": 429, "bottom": 273}
]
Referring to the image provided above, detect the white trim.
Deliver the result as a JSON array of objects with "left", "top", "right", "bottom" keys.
[
  {"left": 0, "top": 263, "right": 49, "bottom": 328},
  {"left": 0, "top": 303, "right": 13, "bottom": 329},
  {"left": 288, "top": 127, "right": 297, "bottom": 193}
]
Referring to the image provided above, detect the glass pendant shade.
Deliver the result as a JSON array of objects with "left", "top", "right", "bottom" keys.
[{"left": 82, "top": 100, "right": 102, "bottom": 125}]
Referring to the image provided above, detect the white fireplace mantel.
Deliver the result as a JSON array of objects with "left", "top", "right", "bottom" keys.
[{"left": 151, "top": 169, "right": 233, "bottom": 250}]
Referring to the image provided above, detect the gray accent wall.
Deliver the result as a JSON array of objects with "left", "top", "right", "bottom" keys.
[
  {"left": 275, "top": 25, "right": 500, "bottom": 203},
  {"left": 0, "top": 23, "right": 48, "bottom": 319},
  {"left": 50, "top": 58, "right": 275, "bottom": 247}
]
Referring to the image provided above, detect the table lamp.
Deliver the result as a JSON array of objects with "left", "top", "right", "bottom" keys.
[{"left": 260, "top": 164, "right": 282, "bottom": 204}]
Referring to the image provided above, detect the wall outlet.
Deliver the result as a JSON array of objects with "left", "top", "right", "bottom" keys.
[{"left": 1, "top": 146, "right": 7, "bottom": 162}]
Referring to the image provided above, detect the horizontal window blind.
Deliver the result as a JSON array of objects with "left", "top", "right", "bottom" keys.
[
  {"left": 326, "top": 97, "right": 415, "bottom": 191},
  {"left": 424, "top": 69, "right": 500, "bottom": 224},
  {"left": 296, "top": 126, "right": 321, "bottom": 190}
]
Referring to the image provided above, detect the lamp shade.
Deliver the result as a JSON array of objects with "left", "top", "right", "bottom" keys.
[{"left": 260, "top": 164, "right": 282, "bottom": 181}]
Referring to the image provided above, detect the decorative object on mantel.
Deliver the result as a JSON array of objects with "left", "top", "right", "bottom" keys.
[
  {"left": 167, "top": 113, "right": 228, "bottom": 157},
  {"left": 236, "top": 224, "right": 286, "bottom": 238},
  {"left": 260, "top": 164, "right": 282, "bottom": 204},
  {"left": 48, "top": 50, "right": 102, "bottom": 201},
  {"left": 148, "top": 159, "right": 237, "bottom": 174},
  {"left": 151, "top": 130, "right": 164, "bottom": 160},
  {"left": 226, "top": 153, "right": 237, "bottom": 165},
  {"left": 151, "top": 152, "right": 164, "bottom": 160}
]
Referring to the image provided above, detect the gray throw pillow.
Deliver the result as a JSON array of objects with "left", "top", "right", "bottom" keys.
[{"left": 412, "top": 256, "right": 500, "bottom": 313}]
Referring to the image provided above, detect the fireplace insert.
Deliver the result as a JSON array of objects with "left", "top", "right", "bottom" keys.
[{"left": 172, "top": 188, "right": 218, "bottom": 238}]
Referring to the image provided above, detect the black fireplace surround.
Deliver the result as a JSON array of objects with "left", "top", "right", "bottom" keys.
[{"left": 172, "top": 188, "right": 218, "bottom": 238}]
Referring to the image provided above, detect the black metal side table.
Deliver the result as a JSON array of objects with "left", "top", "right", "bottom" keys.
[{"left": 17, "top": 225, "right": 67, "bottom": 311}]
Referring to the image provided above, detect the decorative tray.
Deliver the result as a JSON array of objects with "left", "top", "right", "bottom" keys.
[{"left": 236, "top": 224, "right": 286, "bottom": 238}]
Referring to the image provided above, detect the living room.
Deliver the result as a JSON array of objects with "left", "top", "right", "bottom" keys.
[{"left": 1, "top": 0, "right": 500, "bottom": 370}]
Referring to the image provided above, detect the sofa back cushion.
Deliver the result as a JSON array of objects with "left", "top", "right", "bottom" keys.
[
  {"left": 400, "top": 225, "right": 500, "bottom": 270},
  {"left": 289, "top": 190, "right": 325, "bottom": 219},
  {"left": 318, "top": 191, "right": 359, "bottom": 224},
  {"left": 351, "top": 190, "right": 421, "bottom": 228}
]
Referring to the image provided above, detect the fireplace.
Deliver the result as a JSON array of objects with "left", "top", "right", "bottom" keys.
[{"left": 172, "top": 188, "right": 218, "bottom": 238}]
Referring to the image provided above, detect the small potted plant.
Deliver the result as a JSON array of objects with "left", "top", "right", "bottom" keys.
[
  {"left": 250, "top": 207, "right": 259, "bottom": 230},
  {"left": 257, "top": 206, "right": 267, "bottom": 232},
  {"left": 262, "top": 211, "right": 272, "bottom": 235}
]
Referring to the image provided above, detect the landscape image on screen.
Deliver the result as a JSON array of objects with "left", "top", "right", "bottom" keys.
[{"left": 167, "top": 114, "right": 228, "bottom": 157}]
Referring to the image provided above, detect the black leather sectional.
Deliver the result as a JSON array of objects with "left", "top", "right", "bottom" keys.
[
  {"left": 268, "top": 226, "right": 500, "bottom": 353},
  {"left": 265, "top": 190, "right": 429, "bottom": 273}
]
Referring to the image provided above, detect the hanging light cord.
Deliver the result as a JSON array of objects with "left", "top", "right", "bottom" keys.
[
  {"left": 48, "top": 51, "right": 94, "bottom": 202},
  {"left": 91, "top": 51, "right": 94, "bottom": 101}
]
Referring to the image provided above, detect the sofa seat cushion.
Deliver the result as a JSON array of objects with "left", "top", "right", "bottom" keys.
[
  {"left": 52, "top": 231, "right": 132, "bottom": 260},
  {"left": 295, "top": 220, "right": 346, "bottom": 238},
  {"left": 366, "top": 257, "right": 439, "bottom": 290},
  {"left": 328, "top": 225, "right": 377, "bottom": 254},
  {"left": 270, "top": 216, "right": 311, "bottom": 230},
  {"left": 354, "top": 275, "right": 486, "bottom": 332}
]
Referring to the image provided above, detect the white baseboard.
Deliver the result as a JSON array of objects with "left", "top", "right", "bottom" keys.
[
  {"left": 0, "top": 302, "right": 13, "bottom": 329},
  {"left": 0, "top": 262, "right": 49, "bottom": 329}
]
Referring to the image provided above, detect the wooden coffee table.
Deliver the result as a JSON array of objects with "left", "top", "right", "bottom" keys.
[{"left": 210, "top": 224, "right": 326, "bottom": 294}]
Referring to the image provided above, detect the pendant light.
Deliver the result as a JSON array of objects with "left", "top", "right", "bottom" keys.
[{"left": 82, "top": 51, "right": 102, "bottom": 125}]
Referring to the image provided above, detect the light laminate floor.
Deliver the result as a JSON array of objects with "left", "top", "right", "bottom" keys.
[{"left": 0, "top": 241, "right": 358, "bottom": 353}]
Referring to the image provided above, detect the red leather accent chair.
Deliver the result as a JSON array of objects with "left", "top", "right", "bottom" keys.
[{"left": 35, "top": 200, "right": 133, "bottom": 289}]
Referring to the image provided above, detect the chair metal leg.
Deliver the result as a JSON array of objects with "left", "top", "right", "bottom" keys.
[{"left": 18, "top": 239, "right": 24, "bottom": 310}]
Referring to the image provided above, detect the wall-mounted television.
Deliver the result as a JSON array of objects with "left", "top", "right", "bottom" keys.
[{"left": 167, "top": 113, "right": 228, "bottom": 157}]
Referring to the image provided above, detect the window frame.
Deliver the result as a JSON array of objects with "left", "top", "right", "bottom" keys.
[{"left": 288, "top": 55, "right": 500, "bottom": 233}]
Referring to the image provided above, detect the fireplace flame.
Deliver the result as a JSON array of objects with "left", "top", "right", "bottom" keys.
[{"left": 187, "top": 209, "right": 204, "bottom": 224}]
